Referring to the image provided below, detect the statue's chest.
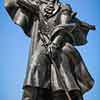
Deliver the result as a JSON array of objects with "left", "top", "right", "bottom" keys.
[{"left": 39, "top": 14, "right": 57, "bottom": 36}]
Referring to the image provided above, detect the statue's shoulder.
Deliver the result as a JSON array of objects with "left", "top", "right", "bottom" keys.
[{"left": 60, "top": 3, "right": 72, "bottom": 13}]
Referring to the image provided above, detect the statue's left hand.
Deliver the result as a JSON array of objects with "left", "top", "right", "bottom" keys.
[{"left": 47, "top": 43, "right": 58, "bottom": 58}]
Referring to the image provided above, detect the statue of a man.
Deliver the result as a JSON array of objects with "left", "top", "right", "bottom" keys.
[{"left": 4, "top": 0, "right": 95, "bottom": 100}]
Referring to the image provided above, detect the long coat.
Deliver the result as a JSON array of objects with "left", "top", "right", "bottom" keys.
[{"left": 5, "top": 0, "right": 94, "bottom": 94}]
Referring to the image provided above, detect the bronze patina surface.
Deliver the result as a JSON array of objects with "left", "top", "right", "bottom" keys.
[{"left": 5, "top": 0, "right": 95, "bottom": 100}]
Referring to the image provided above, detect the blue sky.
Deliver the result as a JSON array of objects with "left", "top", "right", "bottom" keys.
[{"left": 0, "top": 0, "right": 100, "bottom": 100}]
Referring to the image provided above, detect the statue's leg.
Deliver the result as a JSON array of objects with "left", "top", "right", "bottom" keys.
[
  {"left": 52, "top": 90, "right": 69, "bottom": 100},
  {"left": 52, "top": 90, "right": 83, "bottom": 100},
  {"left": 22, "top": 46, "right": 52, "bottom": 100},
  {"left": 22, "top": 87, "right": 50, "bottom": 100},
  {"left": 22, "top": 86, "right": 33, "bottom": 100},
  {"left": 69, "top": 90, "right": 84, "bottom": 100}
]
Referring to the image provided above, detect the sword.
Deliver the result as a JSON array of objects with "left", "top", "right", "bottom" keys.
[
  {"left": 40, "top": 30, "right": 72, "bottom": 100},
  {"left": 48, "top": 53, "right": 72, "bottom": 100}
]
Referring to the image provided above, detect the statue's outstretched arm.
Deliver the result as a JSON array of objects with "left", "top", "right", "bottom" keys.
[{"left": 4, "top": 0, "right": 35, "bottom": 37}]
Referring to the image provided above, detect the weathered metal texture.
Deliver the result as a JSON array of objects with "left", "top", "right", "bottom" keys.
[{"left": 4, "top": 0, "right": 95, "bottom": 97}]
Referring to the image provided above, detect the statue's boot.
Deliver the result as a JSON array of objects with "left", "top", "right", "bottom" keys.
[{"left": 22, "top": 87, "right": 50, "bottom": 100}]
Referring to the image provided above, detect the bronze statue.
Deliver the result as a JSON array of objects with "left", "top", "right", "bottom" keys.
[{"left": 4, "top": 0, "right": 96, "bottom": 100}]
